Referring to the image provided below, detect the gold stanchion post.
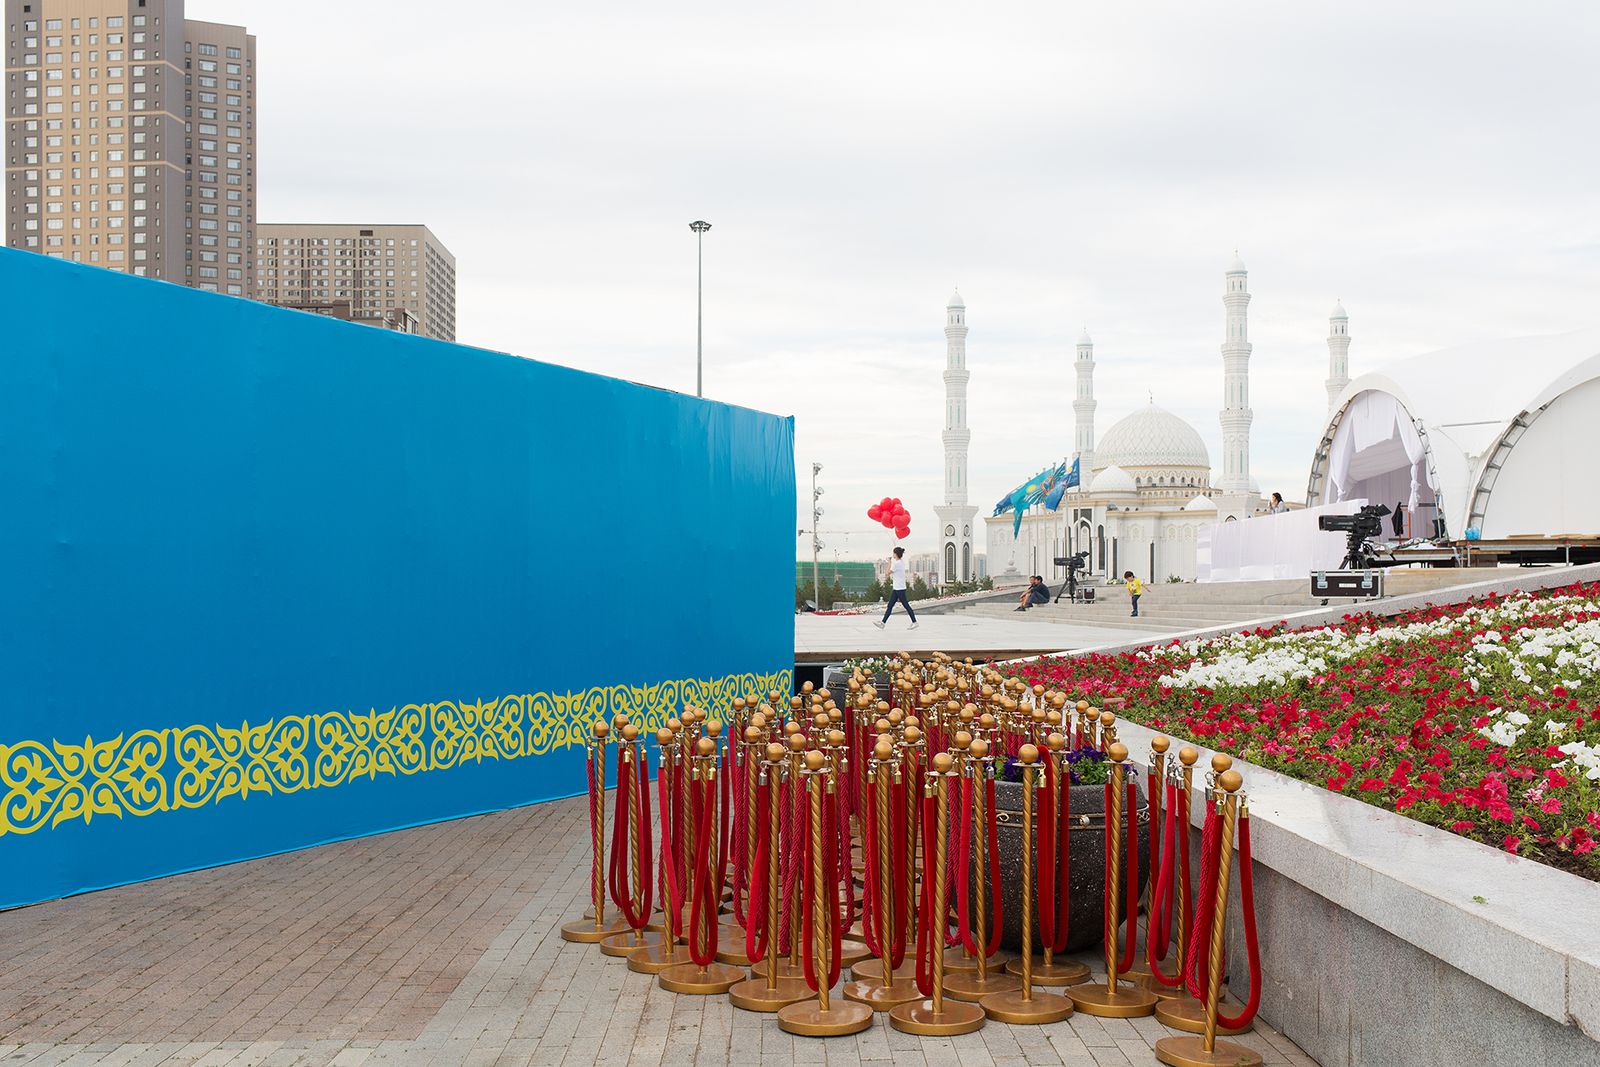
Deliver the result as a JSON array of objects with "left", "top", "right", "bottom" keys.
[
  {"left": 1155, "top": 770, "right": 1262, "bottom": 1067},
  {"left": 563, "top": 721, "right": 629, "bottom": 943},
  {"left": 1068, "top": 742, "right": 1157, "bottom": 1017},
  {"left": 942, "top": 738, "right": 1022, "bottom": 1002},
  {"left": 980, "top": 746, "right": 1074, "bottom": 1023},
  {"left": 778, "top": 753, "right": 873, "bottom": 1036},
  {"left": 1008, "top": 731, "right": 1090, "bottom": 986},
  {"left": 844, "top": 738, "right": 921, "bottom": 1008},
  {"left": 600, "top": 724, "right": 663, "bottom": 957},
  {"left": 889, "top": 752, "right": 986, "bottom": 1035},
  {"left": 659, "top": 737, "right": 745, "bottom": 994},
  {"left": 729, "top": 742, "right": 814, "bottom": 1011}
]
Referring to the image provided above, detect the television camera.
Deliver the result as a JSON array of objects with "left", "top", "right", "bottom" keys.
[
  {"left": 1053, "top": 550, "right": 1091, "bottom": 603},
  {"left": 1318, "top": 504, "right": 1391, "bottom": 570}
]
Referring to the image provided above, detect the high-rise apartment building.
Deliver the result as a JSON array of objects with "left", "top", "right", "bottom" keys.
[
  {"left": 254, "top": 223, "right": 456, "bottom": 342},
  {"left": 3, "top": 1, "right": 257, "bottom": 294}
]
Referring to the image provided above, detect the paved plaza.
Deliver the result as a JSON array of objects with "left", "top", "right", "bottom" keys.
[
  {"left": 793, "top": 613, "right": 1134, "bottom": 664},
  {"left": 0, "top": 795, "right": 1319, "bottom": 1067}
]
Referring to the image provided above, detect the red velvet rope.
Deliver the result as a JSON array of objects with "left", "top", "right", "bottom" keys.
[
  {"left": 984, "top": 778, "right": 1002, "bottom": 956},
  {"left": 824, "top": 785, "right": 844, "bottom": 988},
  {"left": 889, "top": 777, "right": 910, "bottom": 967},
  {"left": 731, "top": 746, "right": 748, "bottom": 926},
  {"left": 659, "top": 755, "right": 684, "bottom": 940},
  {"left": 688, "top": 774, "right": 719, "bottom": 968},
  {"left": 745, "top": 774, "right": 771, "bottom": 963},
  {"left": 861, "top": 775, "right": 883, "bottom": 957},
  {"left": 1147, "top": 783, "right": 1181, "bottom": 985},
  {"left": 956, "top": 776, "right": 976, "bottom": 954},
  {"left": 610, "top": 750, "right": 654, "bottom": 930},
  {"left": 716, "top": 756, "right": 731, "bottom": 907},
  {"left": 1117, "top": 778, "right": 1139, "bottom": 974},
  {"left": 914, "top": 788, "right": 937, "bottom": 995},
  {"left": 778, "top": 775, "right": 803, "bottom": 951},
  {"left": 837, "top": 779, "right": 855, "bottom": 933},
  {"left": 1038, "top": 759, "right": 1056, "bottom": 949},
  {"left": 1214, "top": 816, "right": 1261, "bottom": 1029},
  {"left": 799, "top": 781, "right": 844, "bottom": 992},
  {"left": 608, "top": 747, "right": 630, "bottom": 914},
  {"left": 1052, "top": 763, "right": 1071, "bottom": 954},
  {"left": 1183, "top": 798, "right": 1222, "bottom": 1000}
]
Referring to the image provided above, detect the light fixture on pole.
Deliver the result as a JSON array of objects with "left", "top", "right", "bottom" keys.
[
  {"left": 811, "top": 464, "right": 824, "bottom": 611},
  {"left": 689, "top": 220, "right": 712, "bottom": 397}
]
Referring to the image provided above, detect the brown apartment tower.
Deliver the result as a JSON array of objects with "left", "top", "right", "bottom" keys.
[
  {"left": 4, "top": 1, "right": 255, "bottom": 293},
  {"left": 255, "top": 223, "right": 457, "bottom": 342}
]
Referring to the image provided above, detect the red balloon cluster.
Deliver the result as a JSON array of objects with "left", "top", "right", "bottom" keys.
[{"left": 867, "top": 496, "right": 912, "bottom": 540}]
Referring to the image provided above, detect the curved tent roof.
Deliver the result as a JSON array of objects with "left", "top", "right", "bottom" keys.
[{"left": 1310, "top": 327, "right": 1600, "bottom": 538}]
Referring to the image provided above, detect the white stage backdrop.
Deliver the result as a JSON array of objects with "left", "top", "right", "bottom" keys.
[{"left": 1197, "top": 500, "right": 1367, "bottom": 582}]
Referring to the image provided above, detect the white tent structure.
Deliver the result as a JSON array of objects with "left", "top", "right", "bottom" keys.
[{"left": 1306, "top": 328, "right": 1600, "bottom": 540}]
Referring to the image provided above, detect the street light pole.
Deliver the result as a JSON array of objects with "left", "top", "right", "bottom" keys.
[
  {"left": 811, "top": 463, "right": 823, "bottom": 611},
  {"left": 689, "top": 220, "right": 712, "bottom": 397}
]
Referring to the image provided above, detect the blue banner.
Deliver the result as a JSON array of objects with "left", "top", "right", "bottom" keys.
[{"left": 0, "top": 250, "right": 794, "bottom": 907}]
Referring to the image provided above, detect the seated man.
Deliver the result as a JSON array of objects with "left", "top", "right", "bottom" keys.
[{"left": 1015, "top": 575, "right": 1052, "bottom": 611}]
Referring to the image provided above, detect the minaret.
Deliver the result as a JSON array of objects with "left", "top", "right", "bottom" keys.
[
  {"left": 934, "top": 290, "right": 978, "bottom": 582},
  {"left": 1219, "top": 254, "right": 1253, "bottom": 494},
  {"left": 1326, "top": 300, "right": 1350, "bottom": 414},
  {"left": 1074, "top": 328, "right": 1096, "bottom": 476}
]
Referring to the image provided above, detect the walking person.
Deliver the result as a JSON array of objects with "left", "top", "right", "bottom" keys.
[
  {"left": 874, "top": 546, "right": 918, "bottom": 630},
  {"left": 1124, "top": 570, "right": 1145, "bottom": 618}
]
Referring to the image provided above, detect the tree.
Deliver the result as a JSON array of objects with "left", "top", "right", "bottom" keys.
[
  {"left": 863, "top": 578, "right": 885, "bottom": 603},
  {"left": 981, "top": 576, "right": 994, "bottom": 591},
  {"left": 910, "top": 575, "right": 932, "bottom": 601},
  {"left": 830, "top": 579, "right": 846, "bottom": 608}
]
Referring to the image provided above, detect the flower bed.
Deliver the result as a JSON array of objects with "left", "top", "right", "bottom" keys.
[{"left": 1005, "top": 580, "right": 1600, "bottom": 880}]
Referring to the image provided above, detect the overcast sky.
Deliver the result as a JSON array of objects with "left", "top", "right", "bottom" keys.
[{"left": 208, "top": 0, "right": 1600, "bottom": 563}]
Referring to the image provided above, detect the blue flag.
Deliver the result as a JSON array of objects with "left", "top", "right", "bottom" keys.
[
  {"left": 996, "top": 461, "right": 1069, "bottom": 537},
  {"left": 1043, "top": 456, "right": 1080, "bottom": 511}
]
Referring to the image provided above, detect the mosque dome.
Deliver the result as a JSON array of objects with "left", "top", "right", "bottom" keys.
[
  {"left": 1078, "top": 327, "right": 1093, "bottom": 346},
  {"left": 1094, "top": 404, "right": 1211, "bottom": 473},
  {"left": 1089, "top": 464, "right": 1137, "bottom": 494},
  {"left": 948, "top": 289, "right": 965, "bottom": 308},
  {"left": 1183, "top": 494, "right": 1217, "bottom": 512},
  {"left": 1331, "top": 300, "right": 1348, "bottom": 319}
]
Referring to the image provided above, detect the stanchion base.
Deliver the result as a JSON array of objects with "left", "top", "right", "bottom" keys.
[
  {"left": 849, "top": 957, "right": 920, "bottom": 983},
  {"left": 1153, "top": 995, "right": 1254, "bottom": 1035},
  {"left": 842, "top": 976, "right": 922, "bottom": 1011},
  {"left": 727, "top": 975, "right": 814, "bottom": 1013},
  {"left": 838, "top": 941, "right": 875, "bottom": 967},
  {"left": 718, "top": 922, "right": 746, "bottom": 946},
  {"left": 1067, "top": 982, "right": 1158, "bottom": 1018},
  {"left": 1145, "top": 978, "right": 1189, "bottom": 1001},
  {"left": 941, "top": 970, "right": 1023, "bottom": 1002},
  {"left": 1003, "top": 957, "right": 1091, "bottom": 986},
  {"left": 561, "top": 917, "right": 629, "bottom": 944},
  {"left": 888, "top": 998, "right": 987, "bottom": 1035},
  {"left": 1154, "top": 1035, "right": 1263, "bottom": 1067},
  {"left": 626, "top": 941, "right": 693, "bottom": 974},
  {"left": 979, "top": 987, "right": 1074, "bottom": 1025},
  {"left": 777, "top": 998, "right": 874, "bottom": 1037},
  {"left": 941, "top": 948, "right": 981, "bottom": 973},
  {"left": 749, "top": 958, "right": 806, "bottom": 981},
  {"left": 599, "top": 929, "right": 661, "bottom": 958},
  {"left": 841, "top": 921, "right": 867, "bottom": 943},
  {"left": 658, "top": 961, "right": 745, "bottom": 995}
]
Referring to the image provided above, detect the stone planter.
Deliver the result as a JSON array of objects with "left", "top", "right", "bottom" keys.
[
  {"left": 976, "top": 777, "right": 1150, "bottom": 953},
  {"left": 823, "top": 667, "right": 891, "bottom": 703}
]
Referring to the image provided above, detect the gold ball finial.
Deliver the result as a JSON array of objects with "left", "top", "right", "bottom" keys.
[
  {"left": 592, "top": 721, "right": 609, "bottom": 740},
  {"left": 705, "top": 721, "right": 722, "bottom": 739},
  {"left": 622, "top": 724, "right": 638, "bottom": 742},
  {"left": 1218, "top": 769, "right": 1244, "bottom": 793},
  {"left": 805, "top": 750, "right": 825, "bottom": 772},
  {"left": 1077, "top": 700, "right": 1089, "bottom": 712},
  {"left": 766, "top": 742, "right": 785, "bottom": 762},
  {"left": 1099, "top": 710, "right": 1115, "bottom": 726},
  {"left": 1108, "top": 742, "right": 1129, "bottom": 762},
  {"left": 1047, "top": 732, "right": 1065, "bottom": 751},
  {"left": 932, "top": 752, "right": 954, "bottom": 774},
  {"left": 827, "top": 729, "right": 844, "bottom": 747},
  {"left": 874, "top": 738, "right": 894, "bottom": 761},
  {"left": 667, "top": 717, "right": 681, "bottom": 733},
  {"left": 787, "top": 734, "right": 807, "bottom": 753},
  {"left": 954, "top": 731, "right": 972, "bottom": 750},
  {"left": 744, "top": 725, "right": 762, "bottom": 743},
  {"left": 904, "top": 725, "right": 922, "bottom": 745},
  {"left": 656, "top": 728, "right": 673, "bottom": 746},
  {"left": 696, "top": 737, "right": 716, "bottom": 758},
  {"left": 1179, "top": 746, "right": 1200, "bottom": 767},
  {"left": 1152, "top": 735, "right": 1170, "bottom": 754},
  {"left": 1211, "top": 753, "right": 1234, "bottom": 774},
  {"left": 1019, "top": 744, "right": 1039, "bottom": 765},
  {"left": 970, "top": 739, "right": 989, "bottom": 760}
]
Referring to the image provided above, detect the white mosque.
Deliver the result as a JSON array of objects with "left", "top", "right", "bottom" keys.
[{"left": 939, "top": 256, "right": 1344, "bottom": 584}]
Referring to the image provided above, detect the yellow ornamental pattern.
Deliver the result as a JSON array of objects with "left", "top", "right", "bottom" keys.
[{"left": 0, "top": 669, "right": 790, "bottom": 837}]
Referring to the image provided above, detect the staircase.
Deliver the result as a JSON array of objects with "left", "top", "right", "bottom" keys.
[{"left": 956, "top": 568, "right": 1507, "bottom": 636}]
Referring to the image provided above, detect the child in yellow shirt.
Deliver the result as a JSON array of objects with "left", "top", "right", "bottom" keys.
[{"left": 1124, "top": 571, "right": 1145, "bottom": 617}]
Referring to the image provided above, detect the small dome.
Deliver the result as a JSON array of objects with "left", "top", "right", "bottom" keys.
[
  {"left": 1090, "top": 464, "right": 1137, "bottom": 494},
  {"left": 1183, "top": 494, "right": 1217, "bottom": 512},
  {"left": 948, "top": 289, "right": 965, "bottom": 308},
  {"left": 1078, "top": 327, "right": 1093, "bottom": 346},
  {"left": 1331, "top": 299, "right": 1347, "bottom": 319},
  {"left": 1094, "top": 404, "right": 1212, "bottom": 473},
  {"left": 1228, "top": 252, "right": 1247, "bottom": 274}
]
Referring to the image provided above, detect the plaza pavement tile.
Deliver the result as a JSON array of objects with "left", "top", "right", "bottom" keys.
[{"left": 0, "top": 795, "right": 1318, "bottom": 1066}]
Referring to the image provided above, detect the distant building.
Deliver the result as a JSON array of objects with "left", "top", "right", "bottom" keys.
[
  {"left": 255, "top": 223, "right": 456, "bottom": 342},
  {"left": 4, "top": 2, "right": 257, "bottom": 294},
  {"left": 795, "top": 560, "right": 878, "bottom": 598}
]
